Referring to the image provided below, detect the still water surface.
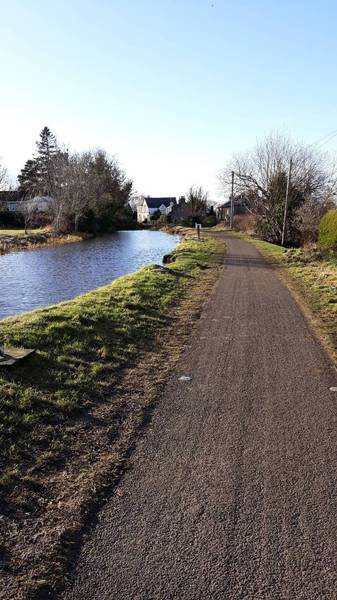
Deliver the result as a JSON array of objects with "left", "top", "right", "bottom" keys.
[{"left": 0, "top": 230, "right": 180, "bottom": 319}]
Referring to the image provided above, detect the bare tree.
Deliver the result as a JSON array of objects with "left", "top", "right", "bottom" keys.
[
  {"left": 185, "top": 186, "right": 209, "bottom": 220},
  {"left": 51, "top": 151, "right": 91, "bottom": 232},
  {"left": 296, "top": 197, "right": 336, "bottom": 244},
  {"left": 129, "top": 195, "right": 143, "bottom": 212},
  {"left": 51, "top": 148, "right": 133, "bottom": 233},
  {"left": 87, "top": 149, "right": 133, "bottom": 220},
  {"left": 21, "top": 199, "right": 39, "bottom": 234},
  {"left": 0, "top": 157, "right": 8, "bottom": 191},
  {"left": 218, "top": 133, "right": 337, "bottom": 243}
]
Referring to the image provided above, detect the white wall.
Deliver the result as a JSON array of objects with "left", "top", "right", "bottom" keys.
[{"left": 137, "top": 200, "right": 175, "bottom": 223}]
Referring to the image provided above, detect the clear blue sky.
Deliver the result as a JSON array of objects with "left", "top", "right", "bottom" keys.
[{"left": 1, "top": 0, "right": 337, "bottom": 200}]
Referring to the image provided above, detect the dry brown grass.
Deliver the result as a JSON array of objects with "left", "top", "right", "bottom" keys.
[{"left": 233, "top": 214, "right": 256, "bottom": 234}]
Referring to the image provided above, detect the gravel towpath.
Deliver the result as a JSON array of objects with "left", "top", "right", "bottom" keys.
[{"left": 62, "top": 233, "right": 337, "bottom": 600}]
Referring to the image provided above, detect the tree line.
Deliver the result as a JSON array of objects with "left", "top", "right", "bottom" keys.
[
  {"left": 16, "top": 127, "right": 134, "bottom": 233},
  {"left": 2, "top": 128, "right": 336, "bottom": 242},
  {"left": 1, "top": 128, "right": 215, "bottom": 232},
  {"left": 218, "top": 132, "right": 337, "bottom": 245}
]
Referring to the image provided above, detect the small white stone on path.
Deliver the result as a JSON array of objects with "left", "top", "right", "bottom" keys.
[
  {"left": 179, "top": 375, "right": 192, "bottom": 382},
  {"left": 329, "top": 387, "right": 337, "bottom": 392}
]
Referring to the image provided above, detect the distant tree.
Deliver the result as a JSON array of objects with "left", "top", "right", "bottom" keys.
[
  {"left": 18, "top": 159, "right": 40, "bottom": 194},
  {"left": 296, "top": 197, "right": 336, "bottom": 244},
  {"left": 185, "top": 186, "right": 209, "bottom": 223},
  {"left": 86, "top": 149, "right": 133, "bottom": 228},
  {"left": 51, "top": 149, "right": 134, "bottom": 232},
  {"left": 36, "top": 126, "right": 57, "bottom": 181},
  {"left": 18, "top": 129, "right": 134, "bottom": 232},
  {"left": 129, "top": 195, "right": 143, "bottom": 212},
  {"left": 21, "top": 199, "right": 39, "bottom": 233},
  {"left": 18, "top": 126, "right": 59, "bottom": 196},
  {"left": 257, "top": 169, "right": 305, "bottom": 243},
  {"left": 0, "top": 157, "right": 8, "bottom": 190},
  {"left": 35, "top": 126, "right": 58, "bottom": 196},
  {"left": 51, "top": 151, "right": 91, "bottom": 232}
]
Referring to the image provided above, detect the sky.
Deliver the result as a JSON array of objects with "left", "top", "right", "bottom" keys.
[{"left": 1, "top": 0, "right": 337, "bottom": 201}]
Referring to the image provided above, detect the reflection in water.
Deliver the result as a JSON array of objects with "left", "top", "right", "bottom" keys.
[{"left": 0, "top": 230, "right": 180, "bottom": 319}]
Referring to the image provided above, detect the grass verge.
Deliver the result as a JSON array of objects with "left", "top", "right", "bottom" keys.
[
  {"left": 0, "top": 235, "right": 224, "bottom": 599},
  {"left": 235, "top": 232, "right": 337, "bottom": 363},
  {"left": 0, "top": 231, "right": 86, "bottom": 256},
  {"left": 0, "top": 229, "right": 47, "bottom": 236}
]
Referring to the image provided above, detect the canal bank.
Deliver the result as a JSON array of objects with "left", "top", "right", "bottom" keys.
[
  {"left": 0, "top": 235, "right": 225, "bottom": 600},
  {"left": 0, "top": 230, "right": 90, "bottom": 256}
]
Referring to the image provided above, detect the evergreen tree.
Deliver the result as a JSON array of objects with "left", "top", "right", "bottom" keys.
[
  {"left": 18, "top": 126, "right": 58, "bottom": 196},
  {"left": 35, "top": 126, "right": 58, "bottom": 195},
  {"left": 18, "top": 159, "right": 40, "bottom": 194}
]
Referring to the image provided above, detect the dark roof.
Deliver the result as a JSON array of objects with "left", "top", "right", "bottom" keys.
[
  {"left": 219, "top": 195, "right": 249, "bottom": 209},
  {"left": 218, "top": 200, "right": 230, "bottom": 209},
  {"left": 144, "top": 197, "right": 177, "bottom": 209},
  {"left": 0, "top": 190, "right": 25, "bottom": 202}
]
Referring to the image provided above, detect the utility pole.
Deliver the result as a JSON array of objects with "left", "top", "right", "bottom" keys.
[
  {"left": 230, "top": 170, "right": 234, "bottom": 229},
  {"left": 281, "top": 158, "right": 293, "bottom": 246}
]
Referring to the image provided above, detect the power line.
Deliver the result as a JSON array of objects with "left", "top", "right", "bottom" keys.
[
  {"left": 311, "top": 128, "right": 337, "bottom": 149},
  {"left": 316, "top": 130, "right": 337, "bottom": 148}
]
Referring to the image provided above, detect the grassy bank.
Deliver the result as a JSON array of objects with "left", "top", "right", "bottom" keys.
[
  {"left": 0, "top": 228, "right": 47, "bottom": 235},
  {"left": 237, "top": 233, "right": 337, "bottom": 362},
  {"left": 0, "top": 235, "right": 224, "bottom": 598},
  {"left": 0, "top": 230, "right": 87, "bottom": 255}
]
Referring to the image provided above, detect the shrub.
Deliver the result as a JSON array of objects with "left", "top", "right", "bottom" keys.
[
  {"left": 150, "top": 209, "right": 161, "bottom": 221},
  {"left": 182, "top": 215, "right": 203, "bottom": 227},
  {"left": 296, "top": 199, "right": 336, "bottom": 245},
  {"left": 233, "top": 214, "right": 256, "bottom": 234},
  {"left": 203, "top": 214, "right": 217, "bottom": 227},
  {"left": 319, "top": 210, "right": 337, "bottom": 251}
]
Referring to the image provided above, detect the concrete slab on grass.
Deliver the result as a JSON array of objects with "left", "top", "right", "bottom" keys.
[{"left": 0, "top": 348, "right": 35, "bottom": 367}]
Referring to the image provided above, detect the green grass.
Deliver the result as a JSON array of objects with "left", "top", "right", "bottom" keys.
[
  {"left": 227, "top": 230, "right": 287, "bottom": 257},
  {"left": 0, "top": 237, "right": 219, "bottom": 493},
  {"left": 0, "top": 228, "right": 46, "bottom": 235},
  {"left": 243, "top": 237, "right": 286, "bottom": 258}
]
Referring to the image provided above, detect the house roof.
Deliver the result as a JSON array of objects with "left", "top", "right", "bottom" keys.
[
  {"left": 219, "top": 196, "right": 249, "bottom": 209},
  {"left": 144, "top": 197, "right": 177, "bottom": 209},
  {"left": 0, "top": 190, "right": 25, "bottom": 203}
]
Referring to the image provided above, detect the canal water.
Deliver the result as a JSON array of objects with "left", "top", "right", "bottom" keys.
[{"left": 0, "top": 230, "right": 180, "bottom": 319}]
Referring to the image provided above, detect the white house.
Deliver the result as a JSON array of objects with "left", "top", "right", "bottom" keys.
[
  {"left": 24, "top": 196, "right": 54, "bottom": 213},
  {"left": 137, "top": 197, "right": 177, "bottom": 223},
  {"left": 0, "top": 192, "right": 54, "bottom": 214}
]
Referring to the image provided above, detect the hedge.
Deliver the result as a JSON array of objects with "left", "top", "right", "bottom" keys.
[{"left": 319, "top": 209, "right": 337, "bottom": 251}]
